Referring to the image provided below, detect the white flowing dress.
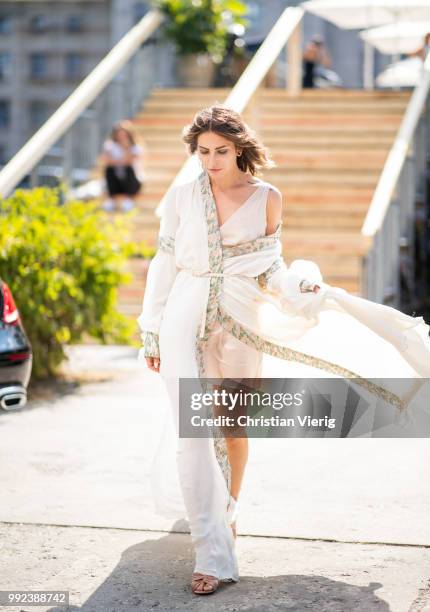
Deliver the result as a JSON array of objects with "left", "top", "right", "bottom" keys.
[{"left": 136, "top": 170, "right": 430, "bottom": 582}]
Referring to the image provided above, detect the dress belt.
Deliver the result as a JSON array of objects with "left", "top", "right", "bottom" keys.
[
  {"left": 177, "top": 266, "right": 322, "bottom": 339},
  {"left": 178, "top": 268, "right": 226, "bottom": 278}
]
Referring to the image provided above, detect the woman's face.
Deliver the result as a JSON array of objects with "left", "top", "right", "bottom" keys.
[
  {"left": 116, "top": 129, "right": 131, "bottom": 146},
  {"left": 196, "top": 131, "right": 240, "bottom": 176}
]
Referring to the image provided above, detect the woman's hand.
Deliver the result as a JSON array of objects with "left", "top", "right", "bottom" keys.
[
  {"left": 123, "top": 152, "right": 134, "bottom": 165},
  {"left": 145, "top": 356, "right": 160, "bottom": 373},
  {"left": 300, "top": 279, "right": 321, "bottom": 294}
]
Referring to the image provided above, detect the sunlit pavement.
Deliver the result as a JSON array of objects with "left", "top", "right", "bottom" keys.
[{"left": 0, "top": 345, "right": 429, "bottom": 612}]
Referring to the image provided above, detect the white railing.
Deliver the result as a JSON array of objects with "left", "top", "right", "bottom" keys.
[
  {"left": 0, "top": 10, "right": 164, "bottom": 199},
  {"left": 361, "top": 51, "right": 430, "bottom": 306},
  {"left": 155, "top": 6, "right": 304, "bottom": 216}
]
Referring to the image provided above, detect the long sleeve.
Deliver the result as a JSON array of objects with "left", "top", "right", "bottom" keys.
[{"left": 136, "top": 185, "right": 179, "bottom": 360}]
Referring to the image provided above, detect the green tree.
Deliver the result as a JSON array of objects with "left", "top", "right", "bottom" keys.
[{"left": 0, "top": 186, "right": 146, "bottom": 379}]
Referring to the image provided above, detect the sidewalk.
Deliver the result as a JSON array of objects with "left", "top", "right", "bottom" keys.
[
  {"left": 1, "top": 522, "right": 429, "bottom": 612},
  {"left": 0, "top": 345, "right": 429, "bottom": 611}
]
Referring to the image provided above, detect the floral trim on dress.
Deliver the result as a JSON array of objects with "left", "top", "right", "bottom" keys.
[
  {"left": 221, "top": 224, "right": 282, "bottom": 258},
  {"left": 256, "top": 259, "right": 282, "bottom": 291},
  {"left": 195, "top": 170, "right": 231, "bottom": 490},
  {"left": 218, "top": 308, "right": 405, "bottom": 410},
  {"left": 142, "top": 331, "right": 160, "bottom": 359},
  {"left": 198, "top": 171, "right": 224, "bottom": 341},
  {"left": 158, "top": 235, "right": 175, "bottom": 254}
]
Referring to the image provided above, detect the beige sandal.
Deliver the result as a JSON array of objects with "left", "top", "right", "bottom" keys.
[{"left": 191, "top": 572, "right": 220, "bottom": 595}]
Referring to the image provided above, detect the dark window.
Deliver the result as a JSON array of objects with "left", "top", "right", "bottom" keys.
[
  {"left": 29, "top": 101, "right": 50, "bottom": 131},
  {"left": 0, "top": 100, "right": 11, "bottom": 128},
  {"left": 66, "top": 15, "right": 83, "bottom": 33},
  {"left": 0, "top": 15, "right": 12, "bottom": 34},
  {"left": 30, "top": 53, "right": 48, "bottom": 79},
  {"left": 65, "top": 53, "right": 83, "bottom": 80},
  {"left": 0, "top": 52, "right": 11, "bottom": 80},
  {"left": 29, "top": 15, "right": 50, "bottom": 33}
]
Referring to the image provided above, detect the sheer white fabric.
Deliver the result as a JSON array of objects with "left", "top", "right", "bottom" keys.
[{"left": 136, "top": 172, "right": 430, "bottom": 581}]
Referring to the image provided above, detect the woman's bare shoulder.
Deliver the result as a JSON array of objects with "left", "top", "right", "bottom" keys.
[
  {"left": 266, "top": 184, "right": 282, "bottom": 215},
  {"left": 265, "top": 185, "right": 282, "bottom": 234}
]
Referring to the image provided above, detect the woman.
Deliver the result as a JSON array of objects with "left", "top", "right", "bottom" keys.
[
  {"left": 102, "top": 121, "right": 144, "bottom": 212},
  {"left": 409, "top": 32, "right": 430, "bottom": 61},
  {"left": 302, "top": 35, "right": 332, "bottom": 88},
  {"left": 137, "top": 105, "right": 430, "bottom": 595}
]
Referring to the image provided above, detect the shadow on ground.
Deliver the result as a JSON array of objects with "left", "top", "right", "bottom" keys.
[{"left": 46, "top": 521, "right": 389, "bottom": 612}]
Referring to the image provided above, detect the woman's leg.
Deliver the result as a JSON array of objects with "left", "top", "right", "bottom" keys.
[
  {"left": 104, "top": 167, "right": 125, "bottom": 212},
  {"left": 215, "top": 330, "right": 263, "bottom": 536},
  {"left": 113, "top": 194, "right": 124, "bottom": 211},
  {"left": 225, "top": 436, "right": 248, "bottom": 501},
  {"left": 121, "top": 166, "right": 142, "bottom": 210},
  {"left": 212, "top": 383, "right": 248, "bottom": 539}
]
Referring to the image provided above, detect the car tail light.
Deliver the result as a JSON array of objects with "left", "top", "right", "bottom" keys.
[{"left": 2, "top": 283, "right": 20, "bottom": 325}]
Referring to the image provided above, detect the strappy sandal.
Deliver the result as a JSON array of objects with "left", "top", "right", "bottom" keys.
[
  {"left": 227, "top": 493, "right": 240, "bottom": 540},
  {"left": 191, "top": 572, "right": 220, "bottom": 595}
]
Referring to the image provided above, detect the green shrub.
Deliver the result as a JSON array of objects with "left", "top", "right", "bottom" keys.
[
  {"left": 0, "top": 186, "right": 143, "bottom": 379},
  {"left": 152, "top": 0, "right": 248, "bottom": 62}
]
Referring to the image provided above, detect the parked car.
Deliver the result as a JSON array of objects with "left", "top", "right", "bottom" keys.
[{"left": 0, "top": 279, "right": 32, "bottom": 410}]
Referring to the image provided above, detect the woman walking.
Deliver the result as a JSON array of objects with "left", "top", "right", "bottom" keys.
[
  {"left": 102, "top": 120, "right": 144, "bottom": 212},
  {"left": 137, "top": 105, "right": 430, "bottom": 595}
]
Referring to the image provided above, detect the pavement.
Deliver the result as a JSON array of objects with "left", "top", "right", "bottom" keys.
[{"left": 0, "top": 345, "right": 429, "bottom": 612}]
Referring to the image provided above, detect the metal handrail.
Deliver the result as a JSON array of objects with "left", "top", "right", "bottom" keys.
[
  {"left": 362, "top": 52, "right": 430, "bottom": 237},
  {"left": 0, "top": 10, "right": 164, "bottom": 198},
  {"left": 155, "top": 6, "right": 304, "bottom": 216}
]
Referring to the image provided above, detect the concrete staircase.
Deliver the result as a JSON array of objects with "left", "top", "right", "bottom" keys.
[{"left": 93, "top": 88, "right": 411, "bottom": 322}]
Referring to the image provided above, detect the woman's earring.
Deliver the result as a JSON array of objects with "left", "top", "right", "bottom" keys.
[{"left": 237, "top": 151, "right": 242, "bottom": 157}]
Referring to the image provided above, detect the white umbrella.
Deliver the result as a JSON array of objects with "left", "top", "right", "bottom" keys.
[
  {"left": 301, "top": 0, "right": 430, "bottom": 30},
  {"left": 301, "top": 0, "right": 430, "bottom": 88},
  {"left": 360, "top": 21, "right": 430, "bottom": 54},
  {"left": 376, "top": 56, "right": 424, "bottom": 87}
]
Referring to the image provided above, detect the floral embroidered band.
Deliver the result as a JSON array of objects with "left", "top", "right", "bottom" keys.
[
  {"left": 142, "top": 330, "right": 160, "bottom": 359},
  {"left": 158, "top": 235, "right": 175, "bottom": 254}
]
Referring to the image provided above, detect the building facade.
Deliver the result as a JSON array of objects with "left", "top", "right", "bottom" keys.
[
  {"left": 0, "top": 0, "right": 393, "bottom": 167},
  {"left": 0, "top": 0, "right": 158, "bottom": 165}
]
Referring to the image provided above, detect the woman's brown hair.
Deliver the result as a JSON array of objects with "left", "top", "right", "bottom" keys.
[
  {"left": 182, "top": 104, "right": 275, "bottom": 176},
  {"left": 110, "top": 120, "right": 136, "bottom": 146}
]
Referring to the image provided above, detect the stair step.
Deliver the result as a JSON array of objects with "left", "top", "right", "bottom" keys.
[
  {"left": 140, "top": 128, "right": 397, "bottom": 139},
  {"left": 142, "top": 101, "right": 407, "bottom": 115},
  {"left": 120, "top": 167, "right": 380, "bottom": 181},
  {"left": 133, "top": 115, "right": 402, "bottom": 128},
  {"left": 124, "top": 200, "right": 369, "bottom": 218},
  {"left": 150, "top": 87, "right": 409, "bottom": 100},
  {"left": 140, "top": 140, "right": 392, "bottom": 152},
  {"left": 132, "top": 123, "right": 399, "bottom": 135},
  {"left": 90, "top": 174, "right": 376, "bottom": 202},
  {"left": 96, "top": 151, "right": 387, "bottom": 170}
]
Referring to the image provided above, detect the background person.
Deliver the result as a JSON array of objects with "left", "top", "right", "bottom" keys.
[
  {"left": 302, "top": 35, "right": 332, "bottom": 88},
  {"left": 101, "top": 121, "right": 144, "bottom": 212},
  {"left": 409, "top": 32, "right": 430, "bottom": 61}
]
